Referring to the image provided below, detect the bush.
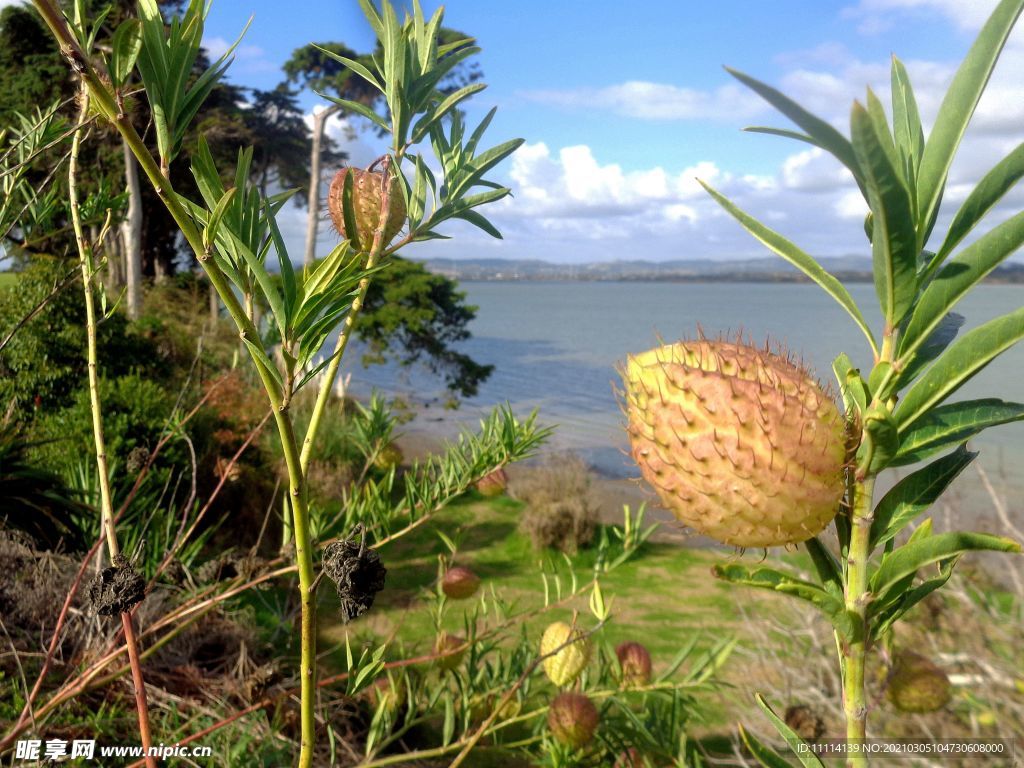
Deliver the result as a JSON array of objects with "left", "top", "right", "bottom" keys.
[
  {"left": 512, "top": 453, "right": 598, "bottom": 553},
  {"left": 30, "top": 372, "right": 175, "bottom": 477},
  {"left": 0, "top": 257, "right": 161, "bottom": 415}
]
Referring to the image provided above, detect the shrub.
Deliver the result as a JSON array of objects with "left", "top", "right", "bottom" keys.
[
  {"left": 512, "top": 453, "right": 598, "bottom": 553},
  {"left": 0, "top": 258, "right": 160, "bottom": 415}
]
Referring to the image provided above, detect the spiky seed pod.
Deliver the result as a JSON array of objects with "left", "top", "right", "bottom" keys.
[
  {"left": 441, "top": 566, "right": 481, "bottom": 600},
  {"left": 541, "top": 621, "right": 592, "bottom": 687},
  {"left": 475, "top": 467, "right": 508, "bottom": 497},
  {"left": 615, "top": 641, "right": 652, "bottom": 688},
  {"left": 887, "top": 652, "right": 952, "bottom": 713},
  {"left": 367, "top": 675, "right": 405, "bottom": 714},
  {"left": 434, "top": 632, "right": 466, "bottom": 670},
  {"left": 624, "top": 340, "right": 847, "bottom": 548},
  {"left": 547, "top": 692, "right": 599, "bottom": 749},
  {"left": 327, "top": 167, "right": 406, "bottom": 252}
]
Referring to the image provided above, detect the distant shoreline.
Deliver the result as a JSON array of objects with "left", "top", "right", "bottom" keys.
[{"left": 442, "top": 273, "right": 1024, "bottom": 285}]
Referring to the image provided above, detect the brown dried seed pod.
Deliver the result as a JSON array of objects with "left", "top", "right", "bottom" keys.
[
  {"left": 474, "top": 468, "right": 508, "bottom": 497},
  {"left": 322, "top": 530, "right": 387, "bottom": 623},
  {"left": 327, "top": 167, "right": 406, "bottom": 252},
  {"left": 624, "top": 339, "right": 847, "bottom": 548},
  {"left": 87, "top": 554, "right": 146, "bottom": 616},
  {"left": 784, "top": 704, "right": 826, "bottom": 742},
  {"left": 547, "top": 691, "right": 599, "bottom": 749},
  {"left": 441, "top": 566, "right": 481, "bottom": 600},
  {"left": 615, "top": 641, "right": 652, "bottom": 687}
]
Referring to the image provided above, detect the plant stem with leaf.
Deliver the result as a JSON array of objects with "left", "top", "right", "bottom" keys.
[{"left": 68, "top": 87, "right": 157, "bottom": 768}]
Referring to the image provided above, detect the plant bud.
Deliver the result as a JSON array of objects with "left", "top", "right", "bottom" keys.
[
  {"left": 624, "top": 339, "right": 846, "bottom": 547},
  {"left": 434, "top": 632, "right": 466, "bottom": 670},
  {"left": 547, "top": 692, "right": 598, "bottom": 749},
  {"left": 615, "top": 641, "right": 652, "bottom": 687},
  {"left": 541, "top": 621, "right": 591, "bottom": 687},
  {"left": 475, "top": 468, "right": 508, "bottom": 497},
  {"left": 442, "top": 566, "right": 481, "bottom": 600},
  {"left": 888, "top": 652, "right": 952, "bottom": 713},
  {"left": 327, "top": 167, "right": 406, "bottom": 252}
]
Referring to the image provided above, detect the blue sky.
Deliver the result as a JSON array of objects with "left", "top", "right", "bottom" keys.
[{"left": 198, "top": 0, "right": 1024, "bottom": 263}]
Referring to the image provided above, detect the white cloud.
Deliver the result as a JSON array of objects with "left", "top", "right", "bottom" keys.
[
  {"left": 202, "top": 35, "right": 276, "bottom": 74},
  {"left": 843, "top": 0, "right": 998, "bottom": 32},
  {"left": 521, "top": 80, "right": 763, "bottom": 121}
]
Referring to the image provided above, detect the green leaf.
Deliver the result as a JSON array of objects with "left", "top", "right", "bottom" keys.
[
  {"left": 871, "top": 555, "right": 958, "bottom": 639},
  {"left": 804, "top": 537, "right": 842, "bottom": 593},
  {"left": 743, "top": 126, "right": 817, "bottom": 146},
  {"left": 895, "top": 399, "right": 1024, "bottom": 466},
  {"left": 894, "top": 312, "right": 964, "bottom": 389},
  {"left": 455, "top": 209, "right": 502, "bottom": 239},
  {"left": 916, "top": 0, "right": 1024, "bottom": 242},
  {"left": 901, "top": 209, "right": 1024, "bottom": 357},
  {"left": 110, "top": 19, "right": 143, "bottom": 88},
  {"left": 727, "top": 68, "right": 864, "bottom": 194},
  {"left": 870, "top": 446, "right": 976, "bottom": 549},
  {"left": 851, "top": 101, "right": 917, "bottom": 325},
  {"left": 203, "top": 187, "right": 236, "bottom": 254},
  {"left": 311, "top": 44, "right": 384, "bottom": 92},
  {"left": 755, "top": 693, "right": 825, "bottom": 768},
  {"left": 833, "top": 353, "right": 868, "bottom": 417},
  {"left": 890, "top": 56, "right": 925, "bottom": 182},
  {"left": 871, "top": 530, "right": 1020, "bottom": 595},
  {"left": 712, "top": 563, "right": 855, "bottom": 637},
  {"left": 739, "top": 724, "right": 797, "bottom": 768},
  {"left": 318, "top": 93, "right": 391, "bottom": 133},
  {"left": 929, "top": 142, "right": 1024, "bottom": 277},
  {"left": 896, "top": 307, "right": 1024, "bottom": 430},
  {"left": 702, "top": 181, "right": 878, "bottom": 357}
]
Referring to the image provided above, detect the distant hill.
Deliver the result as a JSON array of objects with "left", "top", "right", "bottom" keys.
[{"left": 418, "top": 256, "right": 1024, "bottom": 284}]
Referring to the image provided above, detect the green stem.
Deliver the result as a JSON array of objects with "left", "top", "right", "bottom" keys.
[
  {"left": 842, "top": 476, "right": 875, "bottom": 768},
  {"left": 69, "top": 89, "right": 156, "bottom": 768}
]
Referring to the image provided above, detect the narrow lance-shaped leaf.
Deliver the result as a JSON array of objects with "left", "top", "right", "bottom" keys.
[
  {"left": 851, "top": 100, "right": 917, "bottom": 326},
  {"left": 894, "top": 311, "right": 963, "bottom": 389},
  {"left": 916, "top": 0, "right": 1024, "bottom": 242},
  {"left": 870, "top": 446, "right": 976, "bottom": 549},
  {"left": 897, "top": 306, "right": 1024, "bottom": 430},
  {"left": 712, "top": 563, "right": 854, "bottom": 637},
  {"left": 701, "top": 180, "right": 878, "bottom": 357},
  {"left": 925, "top": 142, "right": 1024, "bottom": 280},
  {"left": 890, "top": 56, "right": 925, "bottom": 185},
  {"left": 871, "top": 530, "right": 1020, "bottom": 595},
  {"left": 901, "top": 208, "right": 1024, "bottom": 357},
  {"left": 727, "top": 67, "right": 865, "bottom": 195},
  {"left": 893, "top": 399, "right": 1024, "bottom": 466}
]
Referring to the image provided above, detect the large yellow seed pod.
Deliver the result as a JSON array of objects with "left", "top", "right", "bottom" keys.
[
  {"left": 540, "top": 621, "right": 592, "bottom": 687},
  {"left": 624, "top": 340, "right": 846, "bottom": 548}
]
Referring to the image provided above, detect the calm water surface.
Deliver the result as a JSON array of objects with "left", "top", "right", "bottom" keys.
[{"left": 343, "top": 281, "right": 1024, "bottom": 510}]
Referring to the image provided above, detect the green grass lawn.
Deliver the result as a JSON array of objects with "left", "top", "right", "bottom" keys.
[
  {"left": 0, "top": 271, "right": 18, "bottom": 289},
  {"left": 310, "top": 492, "right": 806, "bottom": 737}
]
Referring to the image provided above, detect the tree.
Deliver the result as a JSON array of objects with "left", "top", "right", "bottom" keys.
[{"left": 355, "top": 257, "right": 492, "bottom": 400}]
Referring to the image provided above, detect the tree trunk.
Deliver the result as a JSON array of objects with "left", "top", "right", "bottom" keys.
[
  {"left": 303, "top": 105, "right": 340, "bottom": 268},
  {"left": 121, "top": 138, "right": 143, "bottom": 320}
]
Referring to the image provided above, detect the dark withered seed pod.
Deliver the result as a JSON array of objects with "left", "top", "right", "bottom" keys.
[
  {"left": 322, "top": 526, "right": 387, "bottom": 623},
  {"left": 87, "top": 554, "right": 146, "bottom": 616}
]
